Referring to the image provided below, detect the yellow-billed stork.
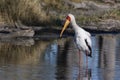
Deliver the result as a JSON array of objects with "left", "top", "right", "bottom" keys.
[{"left": 60, "top": 14, "right": 92, "bottom": 57}]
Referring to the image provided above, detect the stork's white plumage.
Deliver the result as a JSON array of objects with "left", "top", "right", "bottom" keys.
[{"left": 60, "top": 14, "right": 92, "bottom": 57}]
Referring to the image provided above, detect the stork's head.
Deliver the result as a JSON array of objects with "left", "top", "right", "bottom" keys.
[{"left": 60, "top": 14, "right": 75, "bottom": 37}]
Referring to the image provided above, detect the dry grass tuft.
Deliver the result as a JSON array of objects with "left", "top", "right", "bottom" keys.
[
  {"left": 0, "top": 0, "right": 120, "bottom": 27},
  {"left": 0, "top": 0, "right": 49, "bottom": 27}
]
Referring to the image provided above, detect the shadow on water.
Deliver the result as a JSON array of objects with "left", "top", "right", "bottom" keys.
[{"left": 0, "top": 33, "right": 120, "bottom": 80}]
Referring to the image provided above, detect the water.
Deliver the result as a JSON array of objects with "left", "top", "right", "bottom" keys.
[{"left": 0, "top": 34, "right": 120, "bottom": 80}]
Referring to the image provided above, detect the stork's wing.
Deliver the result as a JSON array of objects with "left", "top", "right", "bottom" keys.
[{"left": 86, "top": 31, "right": 91, "bottom": 37}]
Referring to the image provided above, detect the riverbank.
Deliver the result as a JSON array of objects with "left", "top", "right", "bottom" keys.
[
  {"left": 48, "top": 0, "right": 120, "bottom": 31},
  {"left": 0, "top": 0, "right": 120, "bottom": 38}
]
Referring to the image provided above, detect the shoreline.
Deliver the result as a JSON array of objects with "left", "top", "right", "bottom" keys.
[
  {"left": 0, "top": 25, "right": 120, "bottom": 39},
  {"left": 0, "top": 0, "right": 120, "bottom": 38}
]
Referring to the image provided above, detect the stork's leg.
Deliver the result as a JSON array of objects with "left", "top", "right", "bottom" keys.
[
  {"left": 78, "top": 50, "right": 80, "bottom": 68},
  {"left": 77, "top": 50, "right": 80, "bottom": 80},
  {"left": 86, "top": 55, "right": 88, "bottom": 69},
  {"left": 85, "top": 51, "right": 88, "bottom": 77},
  {"left": 78, "top": 50, "right": 82, "bottom": 67},
  {"left": 77, "top": 50, "right": 83, "bottom": 80},
  {"left": 85, "top": 51, "right": 89, "bottom": 68}
]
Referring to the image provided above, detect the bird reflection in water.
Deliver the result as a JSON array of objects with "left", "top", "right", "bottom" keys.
[
  {"left": 72, "top": 41, "right": 92, "bottom": 80},
  {"left": 77, "top": 68, "right": 91, "bottom": 80},
  {"left": 76, "top": 50, "right": 91, "bottom": 80}
]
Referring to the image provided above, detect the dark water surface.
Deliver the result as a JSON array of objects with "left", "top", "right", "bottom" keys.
[{"left": 0, "top": 34, "right": 120, "bottom": 80}]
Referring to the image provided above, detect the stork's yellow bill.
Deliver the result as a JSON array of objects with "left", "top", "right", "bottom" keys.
[{"left": 60, "top": 19, "right": 70, "bottom": 37}]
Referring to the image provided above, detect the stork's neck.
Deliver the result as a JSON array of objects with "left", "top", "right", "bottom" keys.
[
  {"left": 71, "top": 19, "right": 77, "bottom": 29},
  {"left": 71, "top": 20, "right": 82, "bottom": 32}
]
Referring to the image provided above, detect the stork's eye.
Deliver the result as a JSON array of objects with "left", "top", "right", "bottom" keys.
[{"left": 66, "top": 16, "right": 71, "bottom": 21}]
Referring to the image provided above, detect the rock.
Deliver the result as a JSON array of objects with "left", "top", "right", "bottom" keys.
[
  {"left": 0, "top": 21, "right": 35, "bottom": 39},
  {"left": 64, "top": 0, "right": 111, "bottom": 10},
  {"left": 102, "top": 0, "right": 115, "bottom": 4},
  {"left": 97, "top": 19, "right": 120, "bottom": 31},
  {"left": 0, "top": 27, "right": 34, "bottom": 39}
]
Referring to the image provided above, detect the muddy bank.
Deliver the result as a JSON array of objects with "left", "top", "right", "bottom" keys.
[{"left": 0, "top": 18, "right": 120, "bottom": 38}]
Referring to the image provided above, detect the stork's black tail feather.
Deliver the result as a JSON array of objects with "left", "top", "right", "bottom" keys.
[{"left": 85, "top": 39, "right": 92, "bottom": 57}]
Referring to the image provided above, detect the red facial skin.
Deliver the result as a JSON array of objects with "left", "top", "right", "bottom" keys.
[{"left": 66, "top": 16, "right": 71, "bottom": 21}]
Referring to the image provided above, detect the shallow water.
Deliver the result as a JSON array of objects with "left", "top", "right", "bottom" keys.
[{"left": 0, "top": 34, "right": 120, "bottom": 80}]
